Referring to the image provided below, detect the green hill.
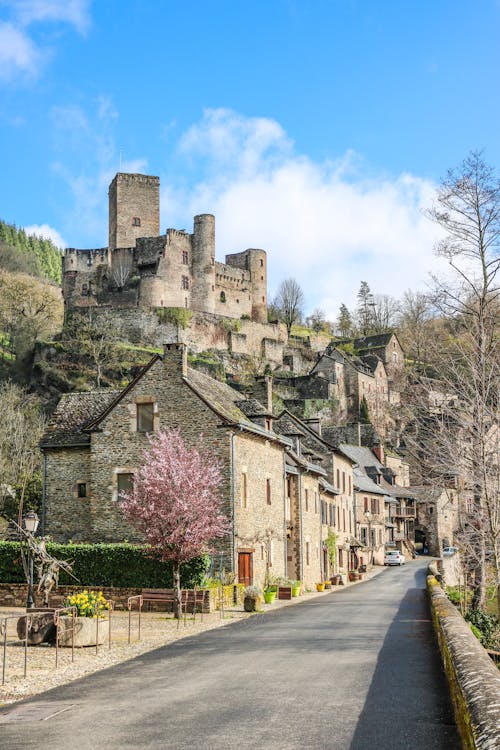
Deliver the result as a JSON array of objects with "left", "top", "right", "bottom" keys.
[{"left": 0, "top": 220, "right": 62, "bottom": 284}]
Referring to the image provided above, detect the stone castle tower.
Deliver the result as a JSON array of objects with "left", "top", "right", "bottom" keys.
[
  {"left": 62, "top": 173, "right": 268, "bottom": 324},
  {"left": 108, "top": 173, "right": 160, "bottom": 250}
]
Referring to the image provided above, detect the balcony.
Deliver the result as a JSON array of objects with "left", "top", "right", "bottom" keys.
[{"left": 392, "top": 506, "right": 416, "bottom": 518}]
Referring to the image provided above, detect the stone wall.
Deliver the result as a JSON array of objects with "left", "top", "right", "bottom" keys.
[{"left": 427, "top": 574, "right": 500, "bottom": 749}]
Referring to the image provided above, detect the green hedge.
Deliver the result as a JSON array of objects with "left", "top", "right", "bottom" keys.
[{"left": 0, "top": 542, "right": 209, "bottom": 589}]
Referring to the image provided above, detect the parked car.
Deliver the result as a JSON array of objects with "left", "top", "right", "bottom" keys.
[
  {"left": 384, "top": 550, "right": 405, "bottom": 566},
  {"left": 442, "top": 546, "right": 459, "bottom": 556}
]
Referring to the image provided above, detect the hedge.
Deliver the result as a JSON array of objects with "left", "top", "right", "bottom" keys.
[{"left": 0, "top": 542, "right": 209, "bottom": 589}]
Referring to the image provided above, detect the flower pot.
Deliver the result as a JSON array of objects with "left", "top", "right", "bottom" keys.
[
  {"left": 57, "top": 616, "right": 109, "bottom": 647},
  {"left": 330, "top": 575, "right": 340, "bottom": 585},
  {"left": 324, "top": 582, "right": 332, "bottom": 589},
  {"left": 316, "top": 583, "right": 325, "bottom": 592},
  {"left": 243, "top": 595, "right": 263, "bottom": 612},
  {"left": 264, "top": 590, "right": 277, "bottom": 604},
  {"left": 292, "top": 585, "right": 301, "bottom": 597}
]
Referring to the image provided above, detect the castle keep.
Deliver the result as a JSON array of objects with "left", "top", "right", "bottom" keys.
[{"left": 63, "top": 172, "right": 268, "bottom": 324}]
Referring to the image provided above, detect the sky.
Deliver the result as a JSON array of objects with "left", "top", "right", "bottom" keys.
[{"left": 1, "top": 0, "right": 500, "bottom": 317}]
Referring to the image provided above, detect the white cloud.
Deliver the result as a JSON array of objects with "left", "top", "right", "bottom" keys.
[
  {"left": 0, "top": 21, "right": 40, "bottom": 79},
  {"left": 160, "top": 109, "right": 445, "bottom": 316},
  {"left": 12, "top": 0, "right": 90, "bottom": 33},
  {"left": 0, "top": 0, "right": 90, "bottom": 81},
  {"left": 23, "top": 222, "right": 66, "bottom": 247}
]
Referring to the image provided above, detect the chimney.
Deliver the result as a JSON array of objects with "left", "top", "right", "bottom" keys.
[
  {"left": 372, "top": 442, "right": 385, "bottom": 465},
  {"left": 253, "top": 375, "right": 273, "bottom": 413},
  {"left": 162, "top": 343, "right": 187, "bottom": 377}
]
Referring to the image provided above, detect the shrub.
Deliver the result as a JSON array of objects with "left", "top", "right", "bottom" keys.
[
  {"left": 0, "top": 541, "right": 209, "bottom": 589},
  {"left": 156, "top": 307, "right": 193, "bottom": 329},
  {"left": 465, "top": 608, "right": 499, "bottom": 646}
]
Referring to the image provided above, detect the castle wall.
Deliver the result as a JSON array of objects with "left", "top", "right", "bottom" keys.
[
  {"left": 225, "top": 249, "right": 267, "bottom": 323},
  {"left": 214, "top": 262, "right": 253, "bottom": 318},
  {"left": 109, "top": 173, "right": 160, "bottom": 250}
]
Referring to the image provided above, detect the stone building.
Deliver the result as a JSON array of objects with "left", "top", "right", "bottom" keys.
[
  {"left": 63, "top": 173, "right": 268, "bottom": 324},
  {"left": 412, "top": 486, "right": 459, "bottom": 556}
]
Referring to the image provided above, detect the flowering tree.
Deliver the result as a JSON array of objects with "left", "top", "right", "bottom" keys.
[{"left": 120, "top": 430, "right": 230, "bottom": 616}]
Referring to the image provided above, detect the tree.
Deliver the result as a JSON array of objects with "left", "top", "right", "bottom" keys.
[
  {"left": 273, "top": 278, "right": 305, "bottom": 336},
  {"left": 65, "top": 310, "right": 121, "bottom": 388},
  {"left": 110, "top": 249, "right": 133, "bottom": 289},
  {"left": 371, "top": 294, "right": 398, "bottom": 334},
  {"left": 356, "top": 281, "right": 376, "bottom": 335},
  {"left": 0, "top": 383, "right": 45, "bottom": 521},
  {"left": 396, "top": 290, "right": 435, "bottom": 370},
  {"left": 410, "top": 152, "right": 500, "bottom": 611},
  {"left": 120, "top": 430, "right": 230, "bottom": 616},
  {"left": 306, "top": 308, "right": 330, "bottom": 334},
  {"left": 337, "top": 303, "right": 353, "bottom": 338}
]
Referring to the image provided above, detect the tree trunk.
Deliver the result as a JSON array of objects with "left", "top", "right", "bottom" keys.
[{"left": 173, "top": 560, "right": 181, "bottom": 619}]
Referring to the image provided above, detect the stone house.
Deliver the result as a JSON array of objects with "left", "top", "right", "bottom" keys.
[
  {"left": 41, "top": 343, "right": 293, "bottom": 587},
  {"left": 412, "top": 486, "right": 459, "bottom": 555},
  {"left": 350, "top": 466, "right": 389, "bottom": 566}
]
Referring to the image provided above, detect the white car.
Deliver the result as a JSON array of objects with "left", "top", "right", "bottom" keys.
[
  {"left": 442, "top": 546, "right": 459, "bottom": 556},
  {"left": 384, "top": 550, "right": 405, "bottom": 566}
]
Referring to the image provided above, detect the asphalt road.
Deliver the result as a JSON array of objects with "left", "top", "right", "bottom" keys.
[{"left": 0, "top": 559, "right": 459, "bottom": 750}]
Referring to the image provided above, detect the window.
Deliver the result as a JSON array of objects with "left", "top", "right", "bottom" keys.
[
  {"left": 266, "top": 478, "right": 272, "bottom": 505},
  {"left": 132, "top": 217, "right": 141, "bottom": 226},
  {"left": 342, "top": 472, "right": 346, "bottom": 493},
  {"left": 137, "top": 402, "right": 154, "bottom": 433},
  {"left": 241, "top": 472, "right": 248, "bottom": 508},
  {"left": 220, "top": 291, "right": 226, "bottom": 303},
  {"left": 305, "top": 489, "right": 309, "bottom": 512},
  {"left": 343, "top": 508, "right": 346, "bottom": 531},
  {"left": 182, "top": 250, "right": 188, "bottom": 265},
  {"left": 360, "top": 527, "right": 367, "bottom": 545},
  {"left": 181, "top": 275, "right": 189, "bottom": 290},
  {"left": 321, "top": 500, "right": 328, "bottom": 524},
  {"left": 306, "top": 541, "right": 310, "bottom": 566},
  {"left": 81, "top": 284, "right": 88, "bottom": 296},
  {"left": 348, "top": 476, "right": 351, "bottom": 495},
  {"left": 117, "top": 472, "right": 134, "bottom": 498},
  {"left": 315, "top": 492, "right": 318, "bottom": 513},
  {"left": 77, "top": 482, "right": 87, "bottom": 498},
  {"left": 336, "top": 469, "right": 340, "bottom": 489},
  {"left": 260, "top": 259, "right": 263, "bottom": 267},
  {"left": 364, "top": 497, "right": 369, "bottom": 512},
  {"left": 331, "top": 505, "right": 336, "bottom": 526}
]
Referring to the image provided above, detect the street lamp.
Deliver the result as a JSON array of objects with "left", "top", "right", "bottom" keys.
[
  {"left": 364, "top": 510, "right": 372, "bottom": 566},
  {"left": 23, "top": 511, "right": 39, "bottom": 609}
]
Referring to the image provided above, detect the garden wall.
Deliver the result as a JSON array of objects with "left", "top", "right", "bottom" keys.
[{"left": 427, "top": 573, "right": 500, "bottom": 749}]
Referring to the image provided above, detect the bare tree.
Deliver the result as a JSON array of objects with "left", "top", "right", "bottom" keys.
[
  {"left": 273, "top": 278, "right": 305, "bottom": 336},
  {"left": 408, "top": 152, "right": 500, "bottom": 611},
  {"left": 110, "top": 249, "right": 133, "bottom": 289},
  {"left": 371, "top": 294, "right": 398, "bottom": 334},
  {"left": 66, "top": 310, "right": 122, "bottom": 388},
  {"left": 0, "top": 383, "right": 45, "bottom": 520}
]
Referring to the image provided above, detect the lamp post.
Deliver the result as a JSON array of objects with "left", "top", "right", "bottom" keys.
[
  {"left": 23, "top": 511, "right": 39, "bottom": 609},
  {"left": 364, "top": 510, "right": 372, "bottom": 566}
]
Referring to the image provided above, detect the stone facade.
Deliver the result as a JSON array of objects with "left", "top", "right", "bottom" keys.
[{"left": 413, "top": 486, "right": 459, "bottom": 555}]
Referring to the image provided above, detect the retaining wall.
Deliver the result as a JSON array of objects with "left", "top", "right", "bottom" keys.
[{"left": 427, "top": 573, "right": 500, "bottom": 749}]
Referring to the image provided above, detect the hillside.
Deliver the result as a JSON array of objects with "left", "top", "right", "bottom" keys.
[{"left": 0, "top": 220, "right": 62, "bottom": 284}]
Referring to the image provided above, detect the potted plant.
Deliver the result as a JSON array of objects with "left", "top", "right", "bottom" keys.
[
  {"left": 243, "top": 585, "right": 263, "bottom": 612},
  {"left": 60, "top": 590, "right": 110, "bottom": 647},
  {"left": 324, "top": 580, "right": 332, "bottom": 589},
  {"left": 291, "top": 580, "right": 301, "bottom": 597},
  {"left": 316, "top": 582, "right": 325, "bottom": 592},
  {"left": 264, "top": 588, "right": 277, "bottom": 604}
]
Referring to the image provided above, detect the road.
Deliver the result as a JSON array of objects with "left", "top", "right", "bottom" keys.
[{"left": 0, "top": 559, "right": 459, "bottom": 749}]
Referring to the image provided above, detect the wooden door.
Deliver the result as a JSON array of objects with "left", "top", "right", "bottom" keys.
[{"left": 238, "top": 552, "right": 253, "bottom": 586}]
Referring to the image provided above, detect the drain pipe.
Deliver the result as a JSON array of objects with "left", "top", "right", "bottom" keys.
[
  {"left": 41, "top": 450, "right": 47, "bottom": 536},
  {"left": 230, "top": 428, "right": 243, "bottom": 576}
]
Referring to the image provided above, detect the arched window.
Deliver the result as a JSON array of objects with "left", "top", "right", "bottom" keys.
[{"left": 220, "top": 291, "right": 226, "bottom": 303}]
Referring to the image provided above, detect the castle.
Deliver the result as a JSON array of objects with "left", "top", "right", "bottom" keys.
[{"left": 63, "top": 172, "right": 268, "bottom": 324}]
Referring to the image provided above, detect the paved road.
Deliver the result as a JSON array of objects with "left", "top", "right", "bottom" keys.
[{"left": 1, "top": 559, "right": 459, "bottom": 749}]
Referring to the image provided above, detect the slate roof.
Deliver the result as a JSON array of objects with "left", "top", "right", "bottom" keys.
[
  {"left": 235, "top": 398, "right": 270, "bottom": 417},
  {"left": 41, "top": 390, "right": 120, "bottom": 447},
  {"left": 353, "top": 466, "right": 389, "bottom": 496},
  {"left": 338, "top": 444, "right": 415, "bottom": 500},
  {"left": 353, "top": 333, "right": 396, "bottom": 350}
]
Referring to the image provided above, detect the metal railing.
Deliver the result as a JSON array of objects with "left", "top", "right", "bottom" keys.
[{"left": 1, "top": 602, "right": 114, "bottom": 685}]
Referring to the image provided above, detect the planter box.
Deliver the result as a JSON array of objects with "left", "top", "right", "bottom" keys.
[
  {"left": 277, "top": 586, "right": 292, "bottom": 600},
  {"left": 57, "top": 616, "right": 109, "bottom": 647}
]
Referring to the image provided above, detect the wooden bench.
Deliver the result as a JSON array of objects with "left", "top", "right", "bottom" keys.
[{"left": 140, "top": 588, "right": 208, "bottom": 619}]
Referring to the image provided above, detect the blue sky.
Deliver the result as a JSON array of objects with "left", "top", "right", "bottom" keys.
[{"left": 1, "top": 0, "right": 499, "bottom": 314}]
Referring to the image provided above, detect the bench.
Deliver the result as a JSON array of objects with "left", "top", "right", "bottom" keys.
[{"left": 138, "top": 588, "right": 208, "bottom": 619}]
